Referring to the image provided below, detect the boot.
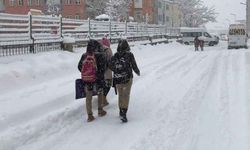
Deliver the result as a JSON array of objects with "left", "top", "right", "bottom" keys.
[
  {"left": 98, "top": 108, "right": 107, "bottom": 117},
  {"left": 120, "top": 108, "right": 128, "bottom": 123},
  {"left": 119, "top": 108, "right": 123, "bottom": 117},
  {"left": 87, "top": 114, "right": 95, "bottom": 122}
]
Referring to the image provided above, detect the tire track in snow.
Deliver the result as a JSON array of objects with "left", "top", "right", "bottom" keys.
[
  {"left": 130, "top": 52, "right": 221, "bottom": 150},
  {"left": 227, "top": 51, "right": 249, "bottom": 150},
  {"left": 174, "top": 51, "right": 232, "bottom": 150},
  {"left": 4, "top": 51, "right": 207, "bottom": 150}
]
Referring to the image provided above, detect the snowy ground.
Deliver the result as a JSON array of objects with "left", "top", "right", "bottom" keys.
[{"left": 0, "top": 41, "right": 250, "bottom": 150}]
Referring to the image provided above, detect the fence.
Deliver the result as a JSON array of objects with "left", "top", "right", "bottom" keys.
[{"left": 0, "top": 12, "right": 180, "bottom": 57}]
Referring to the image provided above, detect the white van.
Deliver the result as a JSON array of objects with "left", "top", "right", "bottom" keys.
[
  {"left": 228, "top": 24, "right": 248, "bottom": 49},
  {"left": 180, "top": 27, "right": 219, "bottom": 46}
]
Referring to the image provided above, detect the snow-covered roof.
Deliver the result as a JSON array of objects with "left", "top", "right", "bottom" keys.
[
  {"left": 95, "top": 14, "right": 110, "bottom": 20},
  {"left": 129, "top": 16, "right": 134, "bottom": 21}
]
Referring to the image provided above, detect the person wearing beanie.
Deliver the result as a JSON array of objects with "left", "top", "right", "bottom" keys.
[
  {"left": 101, "top": 36, "right": 111, "bottom": 48},
  {"left": 100, "top": 36, "right": 113, "bottom": 106},
  {"left": 78, "top": 39, "right": 107, "bottom": 122}
]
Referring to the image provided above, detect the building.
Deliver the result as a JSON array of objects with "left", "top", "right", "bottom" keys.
[
  {"left": 142, "top": 0, "right": 154, "bottom": 24},
  {"left": 61, "top": 0, "right": 86, "bottom": 19},
  {"left": 129, "top": 0, "right": 181, "bottom": 26},
  {"left": 168, "top": 1, "right": 181, "bottom": 27},
  {"left": 129, "top": 0, "right": 155, "bottom": 24},
  {"left": 0, "top": 0, "right": 5, "bottom": 12},
  {"left": 3, "top": 0, "right": 46, "bottom": 15},
  {"left": 157, "top": 0, "right": 181, "bottom": 27},
  {"left": 132, "top": 0, "right": 143, "bottom": 22},
  {"left": 1, "top": 0, "right": 86, "bottom": 19}
]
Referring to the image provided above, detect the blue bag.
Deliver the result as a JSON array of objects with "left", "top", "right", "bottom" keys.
[{"left": 75, "top": 79, "right": 98, "bottom": 99}]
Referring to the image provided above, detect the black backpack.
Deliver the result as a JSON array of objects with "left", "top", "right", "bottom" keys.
[{"left": 113, "top": 54, "right": 130, "bottom": 84}]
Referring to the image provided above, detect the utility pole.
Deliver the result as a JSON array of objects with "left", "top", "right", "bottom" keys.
[{"left": 240, "top": 1, "right": 249, "bottom": 36}]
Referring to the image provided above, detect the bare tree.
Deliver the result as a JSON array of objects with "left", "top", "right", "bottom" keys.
[
  {"left": 45, "top": 0, "right": 61, "bottom": 16},
  {"left": 178, "top": 0, "right": 217, "bottom": 27},
  {"left": 86, "top": 0, "right": 109, "bottom": 19},
  {"left": 105, "top": 0, "right": 132, "bottom": 21}
]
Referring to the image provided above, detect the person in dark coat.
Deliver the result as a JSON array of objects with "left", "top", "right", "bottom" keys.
[
  {"left": 199, "top": 39, "right": 205, "bottom": 51},
  {"left": 78, "top": 39, "right": 107, "bottom": 122},
  {"left": 109, "top": 39, "right": 140, "bottom": 122},
  {"left": 194, "top": 36, "right": 200, "bottom": 51}
]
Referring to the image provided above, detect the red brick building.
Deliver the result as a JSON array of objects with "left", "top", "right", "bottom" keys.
[
  {"left": 129, "top": 0, "right": 155, "bottom": 24},
  {"left": 2, "top": 0, "right": 86, "bottom": 19},
  {"left": 3, "top": 0, "right": 46, "bottom": 14},
  {"left": 61, "top": 0, "right": 86, "bottom": 19},
  {"left": 142, "top": 0, "right": 154, "bottom": 24}
]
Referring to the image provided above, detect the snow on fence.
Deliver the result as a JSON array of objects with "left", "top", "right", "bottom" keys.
[{"left": 0, "top": 12, "right": 180, "bottom": 57}]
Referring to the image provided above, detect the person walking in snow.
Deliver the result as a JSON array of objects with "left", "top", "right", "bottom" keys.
[
  {"left": 109, "top": 39, "right": 140, "bottom": 122},
  {"left": 100, "top": 35, "right": 113, "bottom": 107},
  {"left": 194, "top": 36, "right": 200, "bottom": 51},
  {"left": 199, "top": 38, "right": 205, "bottom": 51},
  {"left": 78, "top": 39, "right": 107, "bottom": 122}
]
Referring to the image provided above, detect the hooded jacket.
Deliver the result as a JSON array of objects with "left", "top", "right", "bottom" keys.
[
  {"left": 78, "top": 40, "right": 107, "bottom": 88},
  {"left": 109, "top": 40, "right": 140, "bottom": 84}
]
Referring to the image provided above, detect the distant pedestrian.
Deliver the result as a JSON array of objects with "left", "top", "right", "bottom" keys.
[
  {"left": 78, "top": 40, "right": 107, "bottom": 122},
  {"left": 194, "top": 36, "right": 199, "bottom": 51},
  {"left": 100, "top": 36, "right": 113, "bottom": 106},
  {"left": 199, "top": 38, "right": 205, "bottom": 51},
  {"left": 109, "top": 39, "right": 140, "bottom": 123}
]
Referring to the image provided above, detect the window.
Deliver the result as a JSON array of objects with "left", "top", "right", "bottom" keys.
[
  {"left": 182, "top": 32, "right": 202, "bottom": 37},
  {"left": 36, "top": 0, "right": 40, "bottom": 5},
  {"left": 10, "top": 0, "right": 15, "bottom": 6},
  {"left": 165, "top": 16, "right": 169, "bottom": 22},
  {"left": 158, "top": 1, "right": 161, "bottom": 8},
  {"left": 65, "top": 0, "right": 71, "bottom": 4},
  {"left": 28, "top": 0, "right": 32, "bottom": 6},
  {"left": 18, "top": 0, "right": 23, "bottom": 6},
  {"left": 166, "top": 4, "right": 169, "bottom": 10},
  {"left": 229, "top": 29, "right": 246, "bottom": 35},
  {"left": 75, "top": 14, "right": 80, "bottom": 19},
  {"left": 204, "top": 32, "right": 212, "bottom": 38},
  {"left": 75, "top": 0, "right": 80, "bottom": 5}
]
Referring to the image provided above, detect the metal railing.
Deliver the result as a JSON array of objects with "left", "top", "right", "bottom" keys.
[{"left": 0, "top": 12, "right": 180, "bottom": 57}]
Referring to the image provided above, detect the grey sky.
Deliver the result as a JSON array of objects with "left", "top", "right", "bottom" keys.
[{"left": 202, "top": 0, "right": 246, "bottom": 29}]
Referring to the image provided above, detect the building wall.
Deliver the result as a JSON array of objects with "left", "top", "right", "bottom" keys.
[
  {"left": 4, "top": 0, "right": 45, "bottom": 14},
  {"left": 0, "top": 0, "right": 5, "bottom": 12},
  {"left": 134, "top": 0, "right": 142, "bottom": 8},
  {"left": 169, "top": 2, "right": 181, "bottom": 27},
  {"left": 61, "top": 0, "right": 86, "bottom": 19},
  {"left": 156, "top": 0, "right": 181, "bottom": 27},
  {"left": 142, "top": 0, "right": 154, "bottom": 23},
  {"left": 2, "top": 0, "right": 86, "bottom": 19}
]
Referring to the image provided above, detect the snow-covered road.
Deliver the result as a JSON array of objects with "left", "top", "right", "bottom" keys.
[{"left": 0, "top": 41, "right": 249, "bottom": 150}]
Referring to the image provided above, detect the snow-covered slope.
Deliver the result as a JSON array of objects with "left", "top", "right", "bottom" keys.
[{"left": 0, "top": 41, "right": 249, "bottom": 150}]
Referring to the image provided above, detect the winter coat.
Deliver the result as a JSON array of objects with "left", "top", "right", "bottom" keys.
[
  {"left": 199, "top": 40, "right": 205, "bottom": 47},
  {"left": 104, "top": 46, "right": 113, "bottom": 80},
  {"left": 109, "top": 39, "right": 140, "bottom": 84},
  {"left": 78, "top": 40, "right": 107, "bottom": 89},
  {"left": 194, "top": 37, "right": 200, "bottom": 47}
]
